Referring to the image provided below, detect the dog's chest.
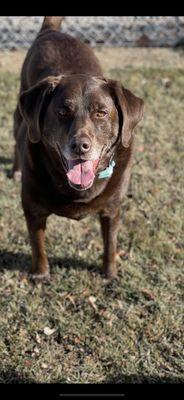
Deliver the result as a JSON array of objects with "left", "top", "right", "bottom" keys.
[{"left": 49, "top": 190, "right": 106, "bottom": 220}]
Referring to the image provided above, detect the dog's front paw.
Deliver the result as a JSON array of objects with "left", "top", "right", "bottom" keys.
[
  {"left": 13, "top": 170, "right": 22, "bottom": 182},
  {"left": 102, "top": 265, "right": 117, "bottom": 281},
  {"left": 29, "top": 271, "right": 50, "bottom": 284},
  {"left": 8, "top": 169, "right": 22, "bottom": 182}
]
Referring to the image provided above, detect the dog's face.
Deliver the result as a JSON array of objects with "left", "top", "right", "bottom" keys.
[
  {"left": 19, "top": 74, "right": 144, "bottom": 191},
  {"left": 42, "top": 76, "right": 120, "bottom": 190}
]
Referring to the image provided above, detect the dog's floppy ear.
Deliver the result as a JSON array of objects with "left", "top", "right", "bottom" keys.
[
  {"left": 107, "top": 79, "right": 144, "bottom": 148},
  {"left": 19, "top": 75, "right": 63, "bottom": 143}
]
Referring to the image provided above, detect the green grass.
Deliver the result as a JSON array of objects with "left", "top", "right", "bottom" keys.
[{"left": 0, "top": 54, "right": 183, "bottom": 383}]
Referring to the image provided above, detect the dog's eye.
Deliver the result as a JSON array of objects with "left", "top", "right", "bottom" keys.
[
  {"left": 57, "top": 108, "right": 70, "bottom": 118},
  {"left": 95, "top": 111, "right": 107, "bottom": 118}
]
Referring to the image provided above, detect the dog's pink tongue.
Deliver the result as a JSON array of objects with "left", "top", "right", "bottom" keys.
[{"left": 67, "top": 160, "right": 95, "bottom": 187}]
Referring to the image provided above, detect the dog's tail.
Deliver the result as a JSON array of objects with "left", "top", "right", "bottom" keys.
[{"left": 40, "top": 16, "right": 64, "bottom": 32}]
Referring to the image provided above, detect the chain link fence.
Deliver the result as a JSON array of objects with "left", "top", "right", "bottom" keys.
[{"left": 0, "top": 16, "right": 184, "bottom": 49}]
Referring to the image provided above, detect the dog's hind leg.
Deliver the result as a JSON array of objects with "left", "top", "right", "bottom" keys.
[{"left": 10, "top": 105, "right": 22, "bottom": 181}]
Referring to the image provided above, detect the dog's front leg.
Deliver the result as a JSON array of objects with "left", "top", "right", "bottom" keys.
[
  {"left": 99, "top": 207, "right": 120, "bottom": 279},
  {"left": 23, "top": 206, "right": 50, "bottom": 282}
]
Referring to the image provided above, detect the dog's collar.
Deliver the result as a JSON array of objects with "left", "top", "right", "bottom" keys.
[{"left": 98, "top": 159, "right": 115, "bottom": 179}]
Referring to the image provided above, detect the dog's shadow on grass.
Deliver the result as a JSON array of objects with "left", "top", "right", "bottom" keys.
[
  {"left": 0, "top": 368, "right": 183, "bottom": 383},
  {"left": 0, "top": 250, "right": 100, "bottom": 276},
  {"left": 101, "top": 373, "right": 183, "bottom": 384},
  {"left": 0, "top": 368, "right": 36, "bottom": 384},
  {"left": 0, "top": 156, "right": 12, "bottom": 165},
  {"left": 0, "top": 156, "right": 13, "bottom": 176}
]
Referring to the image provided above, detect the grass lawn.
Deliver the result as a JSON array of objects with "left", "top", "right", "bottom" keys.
[{"left": 0, "top": 48, "right": 183, "bottom": 383}]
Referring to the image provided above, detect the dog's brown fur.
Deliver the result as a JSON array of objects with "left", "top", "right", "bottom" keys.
[{"left": 12, "top": 16, "right": 144, "bottom": 282}]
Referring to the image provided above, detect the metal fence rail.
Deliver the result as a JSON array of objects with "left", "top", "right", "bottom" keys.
[{"left": 0, "top": 16, "right": 184, "bottom": 49}]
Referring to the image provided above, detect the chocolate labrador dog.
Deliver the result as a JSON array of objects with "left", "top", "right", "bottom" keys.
[{"left": 12, "top": 16, "right": 144, "bottom": 282}]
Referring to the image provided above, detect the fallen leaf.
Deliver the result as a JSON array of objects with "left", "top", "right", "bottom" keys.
[
  {"left": 43, "top": 326, "right": 56, "bottom": 336},
  {"left": 88, "top": 296, "right": 98, "bottom": 312},
  {"left": 140, "top": 288, "right": 155, "bottom": 301},
  {"left": 66, "top": 294, "right": 76, "bottom": 307},
  {"left": 117, "top": 300, "right": 124, "bottom": 309},
  {"left": 116, "top": 249, "right": 126, "bottom": 257},
  {"left": 159, "top": 363, "right": 172, "bottom": 371},
  {"left": 35, "top": 334, "right": 41, "bottom": 344},
  {"left": 33, "top": 346, "right": 39, "bottom": 354},
  {"left": 87, "top": 240, "right": 102, "bottom": 250},
  {"left": 80, "top": 288, "right": 89, "bottom": 296},
  {"left": 162, "top": 77, "right": 172, "bottom": 88},
  {"left": 74, "top": 336, "right": 83, "bottom": 344},
  {"left": 41, "top": 363, "right": 48, "bottom": 369},
  {"left": 58, "top": 292, "right": 68, "bottom": 298},
  {"left": 98, "top": 309, "right": 107, "bottom": 317}
]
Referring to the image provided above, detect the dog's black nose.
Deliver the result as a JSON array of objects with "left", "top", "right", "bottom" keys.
[{"left": 70, "top": 136, "right": 91, "bottom": 155}]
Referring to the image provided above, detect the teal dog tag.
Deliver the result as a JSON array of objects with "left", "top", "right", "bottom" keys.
[{"left": 98, "top": 160, "right": 115, "bottom": 179}]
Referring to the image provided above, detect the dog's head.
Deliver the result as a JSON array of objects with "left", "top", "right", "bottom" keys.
[{"left": 19, "top": 74, "right": 144, "bottom": 191}]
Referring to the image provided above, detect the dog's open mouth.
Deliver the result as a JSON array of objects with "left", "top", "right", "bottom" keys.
[{"left": 62, "top": 157, "right": 99, "bottom": 190}]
